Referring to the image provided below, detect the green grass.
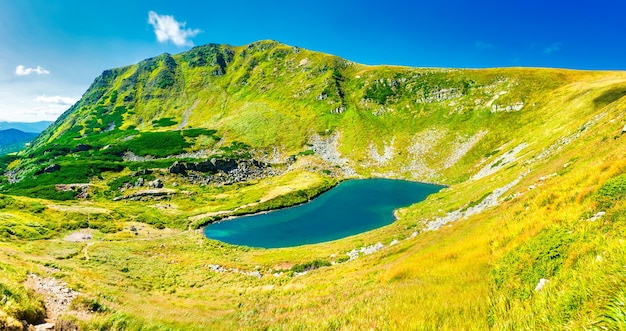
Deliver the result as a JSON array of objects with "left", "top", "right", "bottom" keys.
[{"left": 1, "top": 41, "right": 626, "bottom": 329}]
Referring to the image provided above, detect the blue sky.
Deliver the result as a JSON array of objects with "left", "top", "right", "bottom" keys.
[{"left": 1, "top": 0, "right": 625, "bottom": 122}]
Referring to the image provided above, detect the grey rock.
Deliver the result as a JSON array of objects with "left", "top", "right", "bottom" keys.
[
  {"left": 44, "top": 164, "right": 60, "bottom": 173},
  {"left": 147, "top": 179, "right": 163, "bottom": 189},
  {"left": 34, "top": 322, "right": 55, "bottom": 331},
  {"left": 169, "top": 161, "right": 187, "bottom": 174},
  {"left": 72, "top": 144, "right": 93, "bottom": 152}
]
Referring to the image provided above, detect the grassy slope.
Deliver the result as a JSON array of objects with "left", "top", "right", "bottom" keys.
[{"left": 1, "top": 41, "right": 626, "bottom": 329}]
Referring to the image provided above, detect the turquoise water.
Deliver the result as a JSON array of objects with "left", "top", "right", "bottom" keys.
[{"left": 204, "top": 179, "right": 443, "bottom": 248}]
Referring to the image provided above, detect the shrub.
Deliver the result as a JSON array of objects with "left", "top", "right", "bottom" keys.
[
  {"left": 182, "top": 128, "right": 218, "bottom": 138},
  {"left": 297, "top": 150, "right": 314, "bottom": 156},
  {"left": 152, "top": 117, "right": 178, "bottom": 128},
  {"left": 29, "top": 202, "right": 45, "bottom": 214},
  {"left": 125, "top": 131, "right": 190, "bottom": 157},
  {"left": 491, "top": 225, "right": 575, "bottom": 299},
  {"left": 291, "top": 260, "right": 331, "bottom": 273},
  {"left": 595, "top": 173, "right": 626, "bottom": 208}
]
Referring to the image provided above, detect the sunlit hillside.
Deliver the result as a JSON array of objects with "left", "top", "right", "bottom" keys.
[{"left": 1, "top": 41, "right": 626, "bottom": 330}]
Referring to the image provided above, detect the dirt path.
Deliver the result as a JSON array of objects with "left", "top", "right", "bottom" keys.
[{"left": 24, "top": 273, "right": 85, "bottom": 330}]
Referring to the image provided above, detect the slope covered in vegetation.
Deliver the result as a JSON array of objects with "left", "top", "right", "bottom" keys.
[{"left": 1, "top": 40, "right": 626, "bottom": 330}]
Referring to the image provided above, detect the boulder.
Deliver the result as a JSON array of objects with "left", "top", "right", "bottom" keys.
[
  {"left": 72, "top": 144, "right": 93, "bottom": 152},
  {"left": 169, "top": 161, "right": 187, "bottom": 174},
  {"left": 148, "top": 179, "right": 164, "bottom": 189},
  {"left": 34, "top": 322, "right": 55, "bottom": 331},
  {"left": 194, "top": 160, "right": 217, "bottom": 172},
  {"left": 135, "top": 177, "right": 144, "bottom": 187},
  {"left": 43, "top": 164, "right": 61, "bottom": 173},
  {"left": 132, "top": 169, "right": 153, "bottom": 177},
  {"left": 214, "top": 158, "right": 237, "bottom": 172}
]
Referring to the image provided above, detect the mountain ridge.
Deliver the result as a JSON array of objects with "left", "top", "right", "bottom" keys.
[
  {"left": 1, "top": 40, "right": 626, "bottom": 329},
  {"left": 0, "top": 128, "right": 38, "bottom": 155},
  {"left": 0, "top": 121, "right": 52, "bottom": 133}
]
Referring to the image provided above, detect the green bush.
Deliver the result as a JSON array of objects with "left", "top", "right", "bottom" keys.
[
  {"left": 182, "top": 128, "right": 218, "bottom": 138},
  {"left": 595, "top": 173, "right": 626, "bottom": 208},
  {"left": 364, "top": 81, "right": 397, "bottom": 105},
  {"left": 125, "top": 131, "right": 190, "bottom": 157},
  {"left": 152, "top": 117, "right": 178, "bottom": 128},
  {"left": 291, "top": 260, "right": 331, "bottom": 273},
  {"left": 29, "top": 202, "right": 45, "bottom": 214},
  {"left": 297, "top": 150, "right": 314, "bottom": 156},
  {"left": 8, "top": 185, "right": 77, "bottom": 201},
  {"left": 491, "top": 225, "right": 575, "bottom": 299}
]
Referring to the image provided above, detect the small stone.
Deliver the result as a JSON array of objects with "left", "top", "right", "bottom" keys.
[
  {"left": 534, "top": 278, "right": 549, "bottom": 291},
  {"left": 35, "top": 322, "right": 55, "bottom": 331}
]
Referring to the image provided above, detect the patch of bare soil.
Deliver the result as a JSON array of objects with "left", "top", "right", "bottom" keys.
[{"left": 63, "top": 229, "right": 93, "bottom": 242}]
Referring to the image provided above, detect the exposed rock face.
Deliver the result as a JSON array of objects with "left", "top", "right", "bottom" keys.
[
  {"left": 112, "top": 188, "right": 177, "bottom": 201},
  {"left": 72, "top": 144, "right": 93, "bottom": 152},
  {"left": 491, "top": 101, "right": 524, "bottom": 113},
  {"left": 181, "top": 158, "right": 240, "bottom": 173},
  {"left": 148, "top": 178, "right": 163, "bottom": 188},
  {"left": 169, "top": 161, "right": 187, "bottom": 174},
  {"left": 169, "top": 158, "right": 278, "bottom": 186},
  {"left": 43, "top": 164, "right": 60, "bottom": 173},
  {"left": 55, "top": 184, "right": 90, "bottom": 199}
]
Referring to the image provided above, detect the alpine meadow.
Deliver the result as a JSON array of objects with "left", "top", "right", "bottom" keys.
[{"left": 1, "top": 40, "right": 626, "bottom": 330}]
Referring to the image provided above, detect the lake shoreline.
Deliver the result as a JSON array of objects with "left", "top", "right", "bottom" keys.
[{"left": 203, "top": 178, "right": 444, "bottom": 248}]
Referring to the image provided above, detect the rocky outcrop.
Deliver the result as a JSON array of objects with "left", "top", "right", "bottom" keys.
[
  {"left": 55, "top": 184, "right": 90, "bottom": 199},
  {"left": 423, "top": 175, "right": 524, "bottom": 231},
  {"left": 169, "top": 161, "right": 187, "bottom": 174},
  {"left": 112, "top": 189, "right": 177, "bottom": 201},
  {"left": 38, "top": 164, "right": 60, "bottom": 174},
  {"left": 147, "top": 179, "right": 163, "bottom": 188},
  {"left": 170, "top": 158, "right": 248, "bottom": 174},
  {"left": 491, "top": 101, "right": 524, "bottom": 113},
  {"left": 169, "top": 158, "right": 277, "bottom": 185}
]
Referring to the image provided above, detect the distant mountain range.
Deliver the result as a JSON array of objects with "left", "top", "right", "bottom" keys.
[
  {"left": 0, "top": 128, "right": 41, "bottom": 155},
  {"left": 0, "top": 121, "right": 52, "bottom": 133}
]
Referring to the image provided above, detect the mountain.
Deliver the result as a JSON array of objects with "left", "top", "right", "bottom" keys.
[
  {"left": 17, "top": 40, "right": 624, "bottom": 191},
  {"left": 0, "top": 128, "right": 38, "bottom": 155},
  {"left": 1, "top": 40, "right": 626, "bottom": 329},
  {"left": 0, "top": 121, "right": 52, "bottom": 133}
]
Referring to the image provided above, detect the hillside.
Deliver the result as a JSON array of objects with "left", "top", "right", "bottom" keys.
[
  {"left": 1, "top": 40, "right": 626, "bottom": 330},
  {"left": 0, "top": 129, "right": 38, "bottom": 155}
]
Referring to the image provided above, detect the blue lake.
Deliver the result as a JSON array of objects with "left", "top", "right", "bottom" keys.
[{"left": 204, "top": 178, "right": 443, "bottom": 248}]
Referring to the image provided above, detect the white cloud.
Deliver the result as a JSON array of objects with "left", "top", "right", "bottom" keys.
[
  {"left": 35, "top": 95, "right": 78, "bottom": 106},
  {"left": 15, "top": 65, "right": 50, "bottom": 76},
  {"left": 147, "top": 11, "right": 201, "bottom": 47},
  {"left": 543, "top": 42, "right": 562, "bottom": 54},
  {"left": 475, "top": 41, "right": 495, "bottom": 49}
]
